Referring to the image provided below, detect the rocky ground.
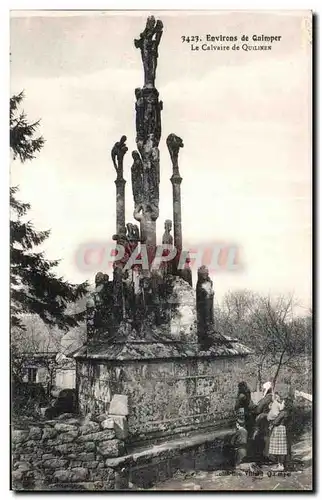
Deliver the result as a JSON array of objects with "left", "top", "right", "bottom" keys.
[{"left": 151, "top": 429, "right": 313, "bottom": 491}]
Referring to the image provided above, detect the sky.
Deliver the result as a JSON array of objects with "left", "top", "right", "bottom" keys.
[{"left": 10, "top": 10, "right": 312, "bottom": 311}]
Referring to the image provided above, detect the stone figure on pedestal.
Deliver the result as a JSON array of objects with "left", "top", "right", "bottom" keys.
[
  {"left": 162, "top": 219, "right": 173, "bottom": 245},
  {"left": 111, "top": 135, "right": 128, "bottom": 180},
  {"left": 131, "top": 151, "right": 144, "bottom": 223},
  {"left": 134, "top": 16, "right": 163, "bottom": 89},
  {"left": 166, "top": 133, "right": 184, "bottom": 177},
  {"left": 196, "top": 265, "right": 215, "bottom": 350},
  {"left": 162, "top": 219, "right": 173, "bottom": 276}
]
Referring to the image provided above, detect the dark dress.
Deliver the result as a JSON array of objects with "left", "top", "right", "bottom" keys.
[
  {"left": 252, "top": 393, "right": 273, "bottom": 463},
  {"left": 235, "top": 392, "right": 255, "bottom": 436}
]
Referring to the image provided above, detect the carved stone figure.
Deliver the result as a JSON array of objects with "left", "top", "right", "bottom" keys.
[
  {"left": 166, "top": 133, "right": 184, "bottom": 176},
  {"left": 135, "top": 88, "right": 145, "bottom": 146},
  {"left": 92, "top": 272, "right": 113, "bottom": 333},
  {"left": 144, "top": 89, "right": 163, "bottom": 146},
  {"left": 162, "top": 219, "right": 173, "bottom": 276},
  {"left": 111, "top": 135, "right": 128, "bottom": 180},
  {"left": 162, "top": 219, "right": 173, "bottom": 245},
  {"left": 131, "top": 151, "right": 144, "bottom": 211},
  {"left": 196, "top": 265, "right": 214, "bottom": 350},
  {"left": 126, "top": 222, "right": 140, "bottom": 255},
  {"left": 134, "top": 16, "right": 163, "bottom": 88}
]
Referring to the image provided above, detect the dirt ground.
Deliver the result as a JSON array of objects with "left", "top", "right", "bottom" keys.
[{"left": 151, "top": 429, "right": 313, "bottom": 491}]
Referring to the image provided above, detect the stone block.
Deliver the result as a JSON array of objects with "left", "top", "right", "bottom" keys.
[
  {"left": 83, "top": 461, "right": 98, "bottom": 469},
  {"left": 70, "top": 467, "right": 89, "bottom": 482},
  {"left": 12, "top": 469, "right": 24, "bottom": 483},
  {"left": 90, "top": 467, "right": 114, "bottom": 482},
  {"left": 12, "top": 430, "right": 29, "bottom": 445},
  {"left": 109, "top": 415, "right": 129, "bottom": 440},
  {"left": 55, "top": 443, "right": 75, "bottom": 455},
  {"left": 54, "top": 423, "right": 78, "bottom": 432},
  {"left": 29, "top": 427, "right": 42, "bottom": 441},
  {"left": 98, "top": 439, "right": 124, "bottom": 458},
  {"left": 77, "top": 452, "right": 95, "bottom": 461},
  {"left": 16, "top": 462, "right": 31, "bottom": 472},
  {"left": 57, "top": 413, "right": 76, "bottom": 420},
  {"left": 58, "top": 430, "right": 79, "bottom": 443},
  {"left": 96, "top": 413, "right": 109, "bottom": 423},
  {"left": 53, "top": 469, "right": 73, "bottom": 483},
  {"left": 70, "top": 461, "right": 82, "bottom": 468},
  {"left": 84, "top": 441, "right": 96, "bottom": 452},
  {"left": 42, "top": 454, "right": 57, "bottom": 460},
  {"left": 42, "top": 427, "right": 57, "bottom": 440},
  {"left": 77, "top": 429, "right": 115, "bottom": 443},
  {"left": 101, "top": 418, "right": 115, "bottom": 430},
  {"left": 43, "top": 458, "right": 69, "bottom": 469},
  {"left": 79, "top": 421, "right": 100, "bottom": 435},
  {"left": 109, "top": 394, "right": 128, "bottom": 416}
]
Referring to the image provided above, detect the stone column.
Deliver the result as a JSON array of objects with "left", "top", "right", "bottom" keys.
[
  {"left": 171, "top": 173, "right": 183, "bottom": 254},
  {"left": 115, "top": 178, "right": 126, "bottom": 236},
  {"left": 167, "top": 133, "right": 184, "bottom": 257},
  {"left": 133, "top": 17, "right": 164, "bottom": 265}
]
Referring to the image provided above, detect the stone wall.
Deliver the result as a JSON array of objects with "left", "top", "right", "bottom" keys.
[
  {"left": 77, "top": 355, "right": 252, "bottom": 444},
  {"left": 11, "top": 408, "right": 128, "bottom": 491}
]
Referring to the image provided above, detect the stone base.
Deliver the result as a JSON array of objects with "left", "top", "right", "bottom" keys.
[{"left": 105, "top": 427, "right": 235, "bottom": 490}]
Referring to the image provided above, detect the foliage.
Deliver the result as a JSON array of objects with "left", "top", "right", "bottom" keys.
[
  {"left": 10, "top": 92, "right": 88, "bottom": 332},
  {"left": 215, "top": 289, "right": 312, "bottom": 389}
]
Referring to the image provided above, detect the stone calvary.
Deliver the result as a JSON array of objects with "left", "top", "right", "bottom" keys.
[{"left": 69, "top": 15, "right": 252, "bottom": 489}]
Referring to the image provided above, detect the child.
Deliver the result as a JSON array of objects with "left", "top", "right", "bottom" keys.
[{"left": 231, "top": 417, "right": 248, "bottom": 469}]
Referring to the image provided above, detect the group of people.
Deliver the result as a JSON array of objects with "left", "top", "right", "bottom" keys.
[{"left": 226, "top": 381, "right": 293, "bottom": 472}]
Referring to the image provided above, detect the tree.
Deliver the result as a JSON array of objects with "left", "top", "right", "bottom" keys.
[
  {"left": 10, "top": 92, "right": 88, "bottom": 332},
  {"left": 217, "top": 290, "right": 312, "bottom": 389}
]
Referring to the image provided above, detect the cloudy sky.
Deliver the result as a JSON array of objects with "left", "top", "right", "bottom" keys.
[{"left": 10, "top": 10, "right": 312, "bottom": 310}]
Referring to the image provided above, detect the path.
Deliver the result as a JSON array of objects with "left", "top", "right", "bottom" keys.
[{"left": 151, "top": 429, "right": 312, "bottom": 491}]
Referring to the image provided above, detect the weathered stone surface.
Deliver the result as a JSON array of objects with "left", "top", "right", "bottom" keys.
[
  {"left": 43, "top": 458, "right": 68, "bottom": 469},
  {"left": 42, "top": 428, "right": 57, "bottom": 440},
  {"left": 109, "top": 394, "right": 128, "bottom": 416},
  {"left": 55, "top": 443, "right": 75, "bottom": 455},
  {"left": 70, "top": 461, "right": 82, "bottom": 468},
  {"left": 79, "top": 421, "right": 100, "bottom": 435},
  {"left": 42, "top": 453, "right": 56, "bottom": 460},
  {"left": 13, "top": 460, "right": 30, "bottom": 470},
  {"left": 83, "top": 461, "right": 98, "bottom": 469},
  {"left": 70, "top": 467, "right": 89, "bottom": 482},
  {"left": 58, "top": 430, "right": 79, "bottom": 443},
  {"left": 109, "top": 415, "right": 129, "bottom": 440},
  {"left": 54, "top": 423, "right": 78, "bottom": 433},
  {"left": 53, "top": 470, "right": 73, "bottom": 483},
  {"left": 77, "top": 429, "right": 115, "bottom": 443},
  {"left": 12, "top": 430, "right": 29, "bottom": 445},
  {"left": 90, "top": 467, "right": 115, "bottom": 482},
  {"left": 77, "top": 452, "right": 95, "bottom": 461},
  {"left": 57, "top": 413, "right": 76, "bottom": 420},
  {"left": 29, "top": 427, "right": 42, "bottom": 440},
  {"left": 16, "top": 462, "right": 31, "bottom": 472},
  {"left": 96, "top": 413, "right": 109, "bottom": 423},
  {"left": 98, "top": 439, "right": 124, "bottom": 458},
  {"left": 101, "top": 418, "right": 115, "bottom": 430},
  {"left": 24, "top": 440, "right": 38, "bottom": 449},
  {"left": 84, "top": 442, "right": 96, "bottom": 452},
  {"left": 12, "top": 469, "right": 24, "bottom": 482}
]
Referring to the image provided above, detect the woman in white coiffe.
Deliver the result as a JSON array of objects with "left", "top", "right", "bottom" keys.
[{"left": 267, "top": 390, "right": 293, "bottom": 471}]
